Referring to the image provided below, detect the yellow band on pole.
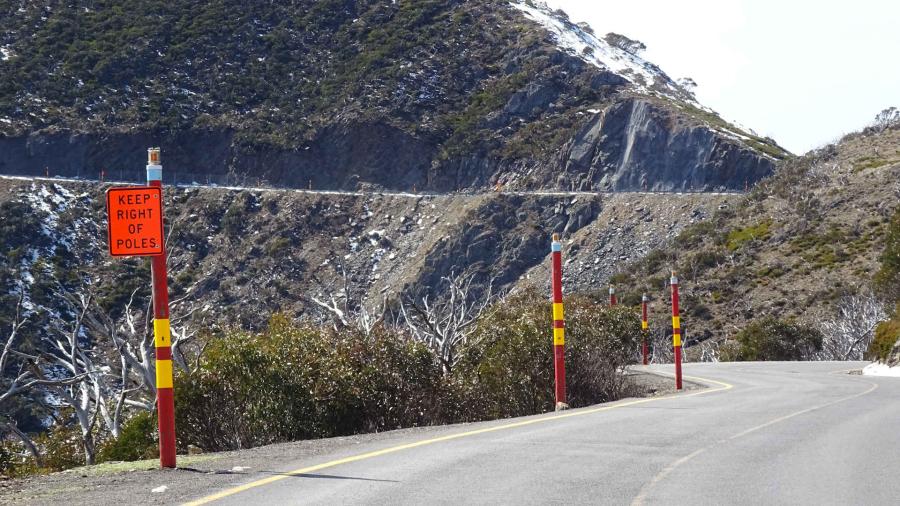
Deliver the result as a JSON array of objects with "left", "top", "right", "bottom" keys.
[
  {"left": 641, "top": 321, "right": 648, "bottom": 330},
  {"left": 673, "top": 333, "right": 682, "bottom": 347},
  {"left": 671, "top": 315, "right": 680, "bottom": 330},
  {"left": 553, "top": 327, "right": 565, "bottom": 345},
  {"left": 153, "top": 318, "right": 171, "bottom": 348},
  {"left": 156, "top": 359, "right": 173, "bottom": 389},
  {"left": 552, "top": 303, "right": 564, "bottom": 321}
]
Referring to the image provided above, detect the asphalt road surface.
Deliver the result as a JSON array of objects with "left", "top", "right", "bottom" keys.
[{"left": 179, "top": 361, "right": 899, "bottom": 506}]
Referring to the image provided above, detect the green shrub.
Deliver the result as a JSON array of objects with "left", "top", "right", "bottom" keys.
[
  {"left": 454, "top": 291, "right": 640, "bottom": 418},
  {"left": 0, "top": 440, "right": 21, "bottom": 478},
  {"left": 30, "top": 423, "right": 84, "bottom": 472},
  {"left": 726, "top": 220, "right": 772, "bottom": 251},
  {"left": 97, "top": 412, "right": 158, "bottom": 462},
  {"left": 718, "top": 339, "right": 743, "bottom": 362},
  {"left": 221, "top": 204, "right": 245, "bottom": 236},
  {"left": 691, "top": 303, "right": 712, "bottom": 321},
  {"left": 874, "top": 209, "right": 900, "bottom": 301},
  {"left": 265, "top": 236, "right": 292, "bottom": 256},
  {"left": 676, "top": 221, "right": 718, "bottom": 248},
  {"left": 852, "top": 156, "right": 892, "bottom": 173},
  {"left": 453, "top": 292, "right": 553, "bottom": 419},
  {"left": 866, "top": 305, "right": 900, "bottom": 362},
  {"left": 608, "top": 272, "right": 632, "bottom": 285},
  {"left": 619, "top": 291, "right": 643, "bottom": 307},
  {"left": 565, "top": 298, "right": 642, "bottom": 405},
  {"left": 643, "top": 250, "right": 671, "bottom": 274},
  {"left": 682, "top": 249, "right": 725, "bottom": 277},
  {"left": 175, "top": 315, "right": 447, "bottom": 451},
  {"left": 176, "top": 293, "right": 644, "bottom": 453},
  {"left": 733, "top": 317, "right": 823, "bottom": 361}
]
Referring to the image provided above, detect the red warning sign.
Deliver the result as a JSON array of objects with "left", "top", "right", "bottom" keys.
[{"left": 106, "top": 186, "right": 164, "bottom": 256}]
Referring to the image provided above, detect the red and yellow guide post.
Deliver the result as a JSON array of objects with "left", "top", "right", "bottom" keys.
[
  {"left": 641, "top": 293, "right": 649, "bottom": 366},
  {"left": 550, "top": 233, "right": 567, "bottom": 407},
  {"left": 671, "top": 271, "right": 683, "bottom": 390}
]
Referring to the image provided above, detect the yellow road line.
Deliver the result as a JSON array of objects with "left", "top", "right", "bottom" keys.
[{"left": 182, "top": 373, "right": 732, "bottom": 506}]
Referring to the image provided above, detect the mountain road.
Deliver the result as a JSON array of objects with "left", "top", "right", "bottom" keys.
[{"left": 176, "top": 361, "right": 897, "bottom": 506}]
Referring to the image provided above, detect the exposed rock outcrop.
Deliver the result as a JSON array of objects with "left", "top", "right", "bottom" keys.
[
  {"left": 561, "top": 99, "right": 774, "bottom": 191},
  {"left": 0, "top": 98, "right": 775, "bottom": 193},
  {"left": 0, "top": 1, "right": 785, "bottom": 193}
]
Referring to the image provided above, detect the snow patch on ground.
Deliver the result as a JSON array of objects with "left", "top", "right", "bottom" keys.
[
  {"left": 0, "top": 46, "right": 13, "bottom": 61},
  {"left": 862, "top": 362, "right": 900, "bottom": 377},
  {"left": 11, "top": 183, "right": 99, "bottom": 313}
]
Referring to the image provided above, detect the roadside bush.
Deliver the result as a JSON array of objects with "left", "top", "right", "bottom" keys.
[
  {"left": 97, "top": 412, "right": 158, "bottom": 462},
  {"left": 733, "top": 317, "right": 823, "bottom": 361},
  {"left": 0, "top": 440, "right": 20, "bottom": 478},
  {"left": 175, "top": 315, "right": 448, "bottom": 451},
  {"left": 452, "top": 291, "right": 553, "bottom": 419},
  {"left": 866, "top": 304, "right": 900, "bottom": 363},
  {"left": 565, "top": 298, "right": 642, "bottom": 405},
  {"left": 717, "top": 339, "right": 743, "bottom": 362},
  {"left": 454, "top": 291, "right": 641, "bottom": 418},
  {"left": 874, "top": 208, "right": 900, "bottom": 301},
  {"left": 30, "top": 423, "right": 84, "bottom": 473},
  {"left": 177, "top": 294, "right": 643, "bottom": 452}
]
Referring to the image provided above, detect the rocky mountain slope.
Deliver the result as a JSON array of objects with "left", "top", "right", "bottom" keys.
[
  {"left": 0, "top": 0, "right": 785, "bottom": 191},
  {"left": 0, "top": 177, "right": 736, "bottom": 335},
  {"left": 607, "top": 124, "right": 900, "bottom": 353}
]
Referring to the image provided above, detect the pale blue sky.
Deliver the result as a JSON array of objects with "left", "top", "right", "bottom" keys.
[{"left": 543, "top": 0, "right": 900, "bottom": 154}]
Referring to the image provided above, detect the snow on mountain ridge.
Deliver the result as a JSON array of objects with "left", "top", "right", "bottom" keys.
[{"left": 510, "top": 1, "right": 697, "bottom": 105}]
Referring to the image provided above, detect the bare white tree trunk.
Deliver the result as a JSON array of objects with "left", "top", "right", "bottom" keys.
[
  {"left": 399, "top": 272, "right": 494, "bottom": 375},
  {"left": 310, "top": 261, "right": 387, "bottom": 336},
  {"left": 817, "top": 291, "right": 888, "bottom": 361},
  {"left": 3, "top": 421, "right": 43, "bottom": 467},
  {"left": 698, "top": 340, "right": 721, "bottom": 363},
  {"left": 1, "top": 290, "right": 91, "bottom": 412},
  {"left": 647, "top": 329, "right": 674, "bottom": 365},
  {"left": 47, "top": 292, "right": 104, "bottom": 466},
  {"left": 77, "top": 285, "right": 198, "bottom": 415}
]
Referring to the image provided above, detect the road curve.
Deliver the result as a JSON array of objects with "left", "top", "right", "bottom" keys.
[{"left": 180, "top": 361, "right": 900, "bottom": 506}]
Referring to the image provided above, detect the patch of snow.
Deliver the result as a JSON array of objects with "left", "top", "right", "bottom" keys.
[
  {"left": 151, "top": 485, "right": 168, "bottom": 493},
  {"left": 509, "top": 1, "right": 695, "bottom": 104},
  {"left": 862, "top": 362, "right": 900, "bottom": 377},
  {"left": 1, "top": 46, "right": 13, "bottom": 61}
]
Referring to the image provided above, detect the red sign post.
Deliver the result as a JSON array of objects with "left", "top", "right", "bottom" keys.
[
  {"left": 609, "top": 286, "right": 617, "bottom": 306},
  {"left": 104, "top": 148, "right": 177, "bottom": 468}
]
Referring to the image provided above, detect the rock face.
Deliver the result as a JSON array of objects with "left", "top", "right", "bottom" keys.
[
  {"left": 0, "top": 1, "right": 785, "bottom": 193},
  {"left": 0, "top": 125, "right": 434, "bottom": 190},
  {"left": 561, "top": 99, "right": 774, "bottom": 191},
  {"left": 0, "top": 99, "right": 774, "bottom": 192}
]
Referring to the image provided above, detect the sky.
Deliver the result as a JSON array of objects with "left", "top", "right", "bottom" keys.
[{"left": 541, "top": 0, "right": 900, "bottom": 154}]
